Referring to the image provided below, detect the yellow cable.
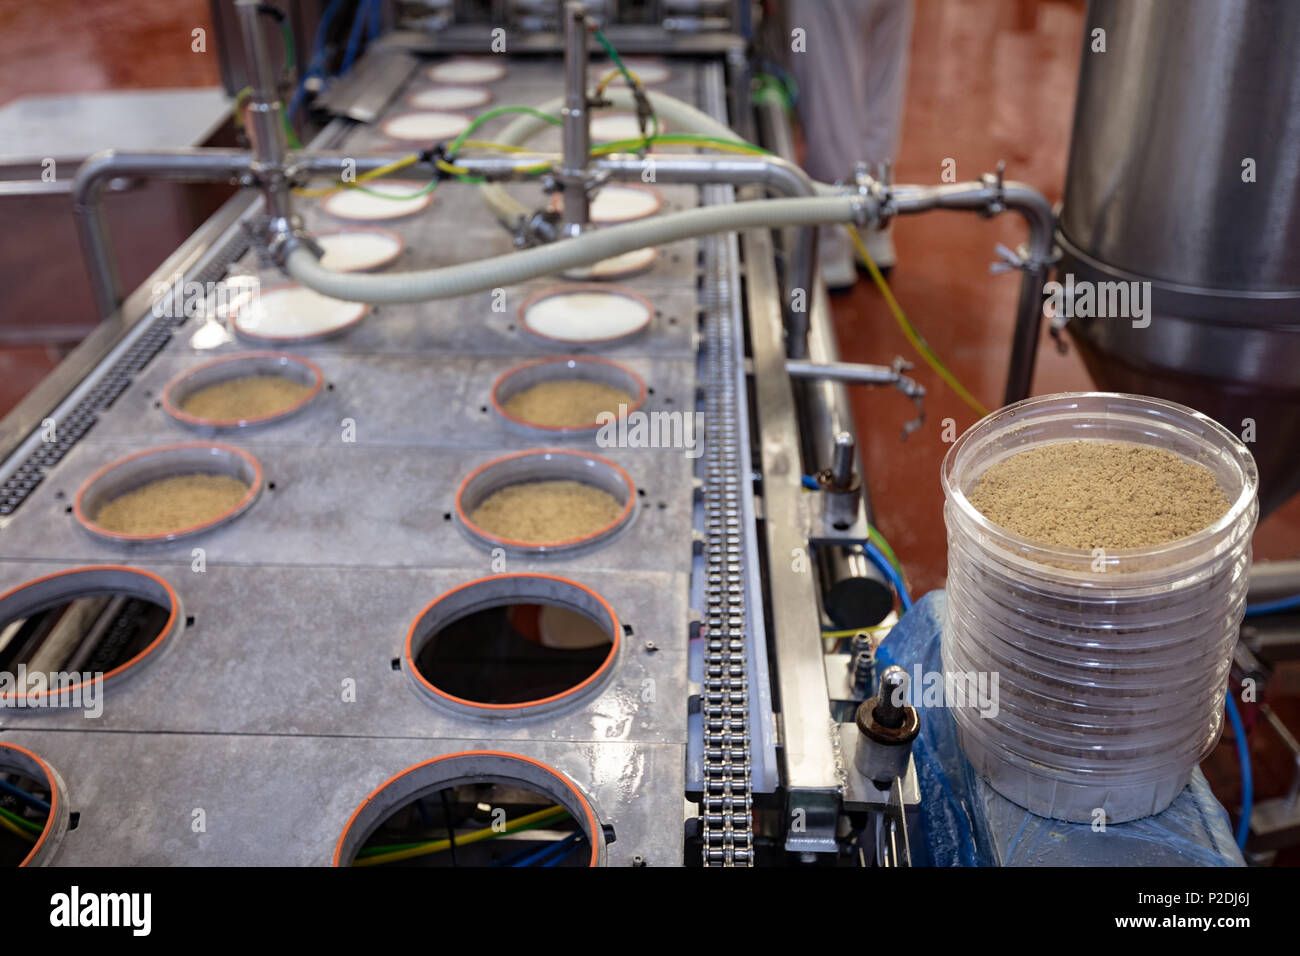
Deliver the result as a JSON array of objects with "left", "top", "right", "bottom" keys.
[
  {"left": 351, "top": 805, "right": 569, "bottom": 867},
  {"left": 846, "top": 223, "right": 991, "bottom": 418},
  {"left": 460, "top": 139, "right": 535, "bottom": 154},
  {"left": 0, "top": 813, "right": 36, "bottom": 844},
  {"left": 589, "top": 136, "right": 765, "bottom": 157},
  {"left": 595, "top": 67, "right": 644, "bottom": 96},
  {"left": 821, "top": 623, "right": 893, "bottom": 640},
  {"left": 294, "top": 153, "right": 420, "bottom": 198}
]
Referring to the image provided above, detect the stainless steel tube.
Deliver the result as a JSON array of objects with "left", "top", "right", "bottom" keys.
[
  {"left": 236, "top": 0, "right": 294, "bottom": 239},
  {"left": 1248, "top": 560, "right": 1300, "bottom": 604},
  {"left": 73, "top": 149, "right": 256, "bottom": 318},
  {"left": 889, "top": 179, "right": 1055, "bottom": 403},
  {"left": 786, "top": 359, "right": 898, "bottom": 387},
  {"left": 754, "top": 97, "right": 891, "bottom": 627},
  {"left": 559, "top": 1, "right": 591, "bottom": 235}
]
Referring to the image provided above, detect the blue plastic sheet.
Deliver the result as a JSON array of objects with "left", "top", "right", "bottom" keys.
[{"left": 877, "top": 590, "right": 1244, "bottom": 867}]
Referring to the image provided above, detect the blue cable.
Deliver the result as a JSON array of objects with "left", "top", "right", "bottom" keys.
[
  {"left": 541, "top": 837, "right": 585, "bottom": 866},
  {"left": 865, "top": 540, "right": 913, "bottom": 612},
  {"left": 1224, "top": 692, "right": 1252, "bottom": 850},
  {"left": 340, "top": 0, "right": 374, "bottom": 75},
  {"left": 510, "top": 831, "right": 581, "bottom": 868},
  {"left": 800, "top": 474, "right": 913, "bottom": 612},
  {"left": 1244, "top": 593, "right": 1300, "bottom": 617},
  {"left": 289, "top": 0, "right": 347, "bottom": 118},
  {"left": 0, "top": 779, "right": 50, "bottom": 812}
]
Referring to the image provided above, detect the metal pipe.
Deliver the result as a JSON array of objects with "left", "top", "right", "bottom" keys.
[
  {"left": 889, "top": 178, "right": 1055, "bottom": 403},
  {"left": 754, "top": 96, "right": 890, "bottom": 627},
  {"left": 559, "top": 1, "right": 591, "bottom": 235},
  {"left": 594, "top": 152, "right": 819, "bottom": 351},
  {"left": 73, "top": 149, "right": 256, "bottom": 318},
  {"left": 236, "top": 0, "right": 294, "bottom": 241},
  {"left": 754, "top": 95, "right": 819, "bottom": 359},
  {"left": 787, "top": 359, "right": 898, "bottom": 388},
  {"left": 1248, "top": 560, "right": 1300, "bottom": 604},
  {"left": 592, "top": 153, "right": 815, "bottom": 197}
]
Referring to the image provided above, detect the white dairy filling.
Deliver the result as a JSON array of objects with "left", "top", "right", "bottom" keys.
[
  {"left": 237, "top": 286, "right": 365, "bottom": 338},
  {"left": 524, "top": 291, "right": 650, "bottom": 341},
  {"left": 384, "top": 111, "right": 471, "bottom": 142},
  {"left": 317, "top": 232, "right": 402, "bottom": 272},
  {"left": 322, "top": 182, "right": 430, "bottom": 221}
]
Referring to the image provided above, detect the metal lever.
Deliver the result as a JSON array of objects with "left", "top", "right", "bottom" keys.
[{"left": 786, "top": 357, "right": 926, "bottom": 441}]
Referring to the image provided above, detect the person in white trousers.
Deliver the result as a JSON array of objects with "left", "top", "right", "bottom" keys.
[{"left": 787, "top": 0, "right": 914, "bottom": 290}]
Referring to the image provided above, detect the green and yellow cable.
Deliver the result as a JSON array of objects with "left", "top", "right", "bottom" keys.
[
  {"left": 0, "top": 811, "right": 37, "bottom": 843},
  {"left": 847, "top": 223, "right": 990, "bottom": 419},
  {"left": 590, "top": 25, "right": 660, "bottom": 149},
  {"left": 293, "top": 153, "right": 420, "bottom": 198},
  {"left": 0, "top": 804, "right": 43, "bottom": 835},
  {"left": 866, "top": 525, "right": 903, "bottom": 581},
  {"left": 590, "top": 133, "right": 771, "bottom": 157},
  {"left": 233, "top": 85, "right": 302, "bottom": 151},
  {"left": 595, "top": 67, "right": 644, "bottom": 97},
  {"left": 821, "top": 622, "right": 893, "bottom": 640},
  {"left": 352, "top": 805, "right": 570, "bottom": 867}
]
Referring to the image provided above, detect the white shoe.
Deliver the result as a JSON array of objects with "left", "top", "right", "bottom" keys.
[{"left": 820, "top": 226, "right": 857, "bottom": 292}]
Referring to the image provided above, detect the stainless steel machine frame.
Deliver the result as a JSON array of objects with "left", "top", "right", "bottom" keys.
[{"left": 4, "top": 0, "right": 1061, "bottom": 866}]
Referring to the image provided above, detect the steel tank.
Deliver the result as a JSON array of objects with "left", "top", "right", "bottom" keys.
[{"left": 1059, "top": 0, "right": 1300, "bottom": 514}]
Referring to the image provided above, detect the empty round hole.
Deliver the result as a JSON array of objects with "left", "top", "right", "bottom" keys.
[
  {"left": 405, "top": 573, "right": 620, "bottom": 714},
  {"left": 74, "top": 443, "right": 263, "bottom": 544},
  {"left": 0, "top": 566, "right": 180, "bottom": 704},
  {"left": 0, "top": 742, "right": 70, "bottom": 867},
  {"left": 490, "top": 356, "right": 646, "bottom": 435},
  {"left": 161, "top": 352, "right": 323, "bottom": 430},
  {"left": 455, "top": 449, "right": 635, "bottom": 555},
  {"left": 334, "top": 750, "right": 602, "bottom": 867}
]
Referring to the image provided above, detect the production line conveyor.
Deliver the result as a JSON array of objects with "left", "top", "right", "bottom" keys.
[{"left": 0, "top": 53, "right": 788, "bottom": 866}]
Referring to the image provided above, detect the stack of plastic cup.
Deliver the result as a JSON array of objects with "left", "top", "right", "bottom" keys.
[{"left": 940, "top": 392, "right": 1258, "bottom": 823}]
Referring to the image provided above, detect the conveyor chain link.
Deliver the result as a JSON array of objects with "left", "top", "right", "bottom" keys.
[{"left": 698, "top": 243, "right": 753, "bottom": 867}]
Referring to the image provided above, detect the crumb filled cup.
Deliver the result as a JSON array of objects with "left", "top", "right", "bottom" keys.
[{"left": 940, "top": 392, "right": 1258, "bottom": 823}]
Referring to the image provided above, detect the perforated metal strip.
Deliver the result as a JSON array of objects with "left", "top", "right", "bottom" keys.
[{"left": 0, "top": 235, "right": 250, "bottom": 517}]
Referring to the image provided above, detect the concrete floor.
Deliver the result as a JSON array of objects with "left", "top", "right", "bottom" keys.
[{"left": 1, "top": 0, "right": 1296, "bottom": 862}]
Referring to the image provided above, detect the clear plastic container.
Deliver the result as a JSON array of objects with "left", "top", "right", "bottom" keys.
[{"left": 940, "top": 392, "right": 1258, "bottom": 823}]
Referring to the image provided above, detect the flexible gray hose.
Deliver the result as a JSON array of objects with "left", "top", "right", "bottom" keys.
[{"left": 287, "top": 195, "right": 859, "bottom": 303}]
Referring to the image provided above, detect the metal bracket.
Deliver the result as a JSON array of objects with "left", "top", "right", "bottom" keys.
[
  {"left": 807, "top": 486, "right": 872, "bottom": 545},
  {"left": 784, "top": 788, "right": 842, "bottom": 855},
  {"left": 837, "top": 723, "right": 921, "bottom": 812}
]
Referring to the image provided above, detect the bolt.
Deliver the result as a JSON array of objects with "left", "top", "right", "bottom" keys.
[
  {"left": 831, "top": 431, "right": 854, "bottom": 488},
  {"left": 873, "top": 665, "right": 908, "bottom": 729}
]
